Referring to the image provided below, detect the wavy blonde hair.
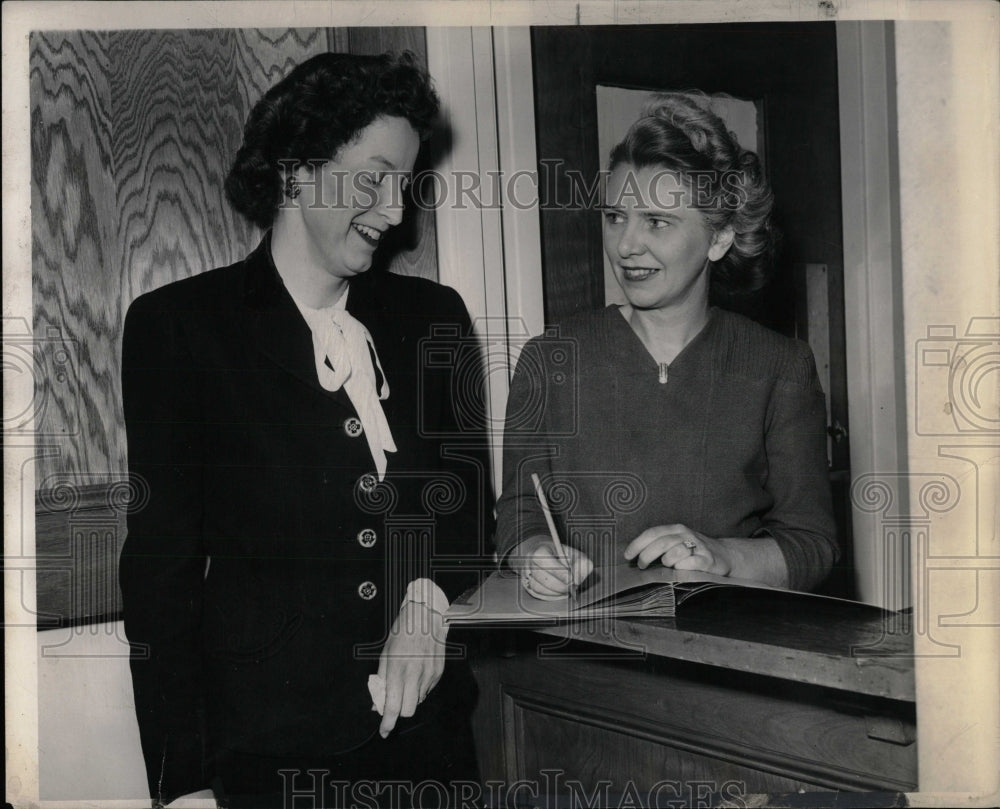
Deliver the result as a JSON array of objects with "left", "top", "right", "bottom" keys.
[{"left": 608, "top": 91, "right": 778, "bottom": 293}]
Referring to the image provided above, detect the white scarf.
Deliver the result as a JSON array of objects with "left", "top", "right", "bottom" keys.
[{"left": 293, "top": 289, "right": 396, "bottom": 481}]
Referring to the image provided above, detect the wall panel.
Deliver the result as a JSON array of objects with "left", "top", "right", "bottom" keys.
[{"left": 31, "top": 30, "right": 119, "bottom": 483}]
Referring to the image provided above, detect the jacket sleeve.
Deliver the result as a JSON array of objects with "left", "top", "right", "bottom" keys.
[
  {"left": 493, "top": 338, "right": 556, "bottom": 563},
  {"left": 119, "top": 291, "right": 208, "bottom": 803},
  {"left": 419, "top": 286, "right": 495, "bottom": 603},
  {"left": 756, "top": 341, "right": 840, "bottom": 591}
]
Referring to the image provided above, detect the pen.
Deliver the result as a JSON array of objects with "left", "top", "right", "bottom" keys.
[{"left": 530, "top": 472, "right": 577, "bottom": 599}]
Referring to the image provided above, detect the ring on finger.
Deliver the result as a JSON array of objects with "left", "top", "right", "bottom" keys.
[{"left": 683, "top": 539, "right": 697, "bottom": 555}]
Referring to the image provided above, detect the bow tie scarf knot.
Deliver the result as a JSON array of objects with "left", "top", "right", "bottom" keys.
[{"left": 307, "top": 308, "right": 397, "bottom": 481}]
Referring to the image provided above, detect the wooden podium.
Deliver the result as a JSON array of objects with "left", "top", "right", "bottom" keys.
[{"left": 466, "top": 589, "right": 916, "bottom": 804}]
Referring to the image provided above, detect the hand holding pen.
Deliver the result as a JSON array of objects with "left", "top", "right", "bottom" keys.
[{"left": 514, "top": 474, "right": 594, "bottom": 601}]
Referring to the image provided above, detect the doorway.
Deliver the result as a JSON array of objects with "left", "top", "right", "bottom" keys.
[{"left": 531, "top": 23, "right": 853, "bottom": 596}]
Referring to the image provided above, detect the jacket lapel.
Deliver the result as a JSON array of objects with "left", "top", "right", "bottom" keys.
[{"left": 240, "top": 235, "right": 353, "bottom": 409}]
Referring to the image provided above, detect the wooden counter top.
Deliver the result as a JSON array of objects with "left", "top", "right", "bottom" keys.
[
  {"left": 521, "top": 588, "right": 915, "bottom": 702},
  {"left": 467, "top": 589, "right": 917, "bottom": 794}
]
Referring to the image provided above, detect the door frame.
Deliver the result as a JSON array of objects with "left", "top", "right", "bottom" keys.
[{"left": 836, "top": 20, "right": 909, "bottom": 610}]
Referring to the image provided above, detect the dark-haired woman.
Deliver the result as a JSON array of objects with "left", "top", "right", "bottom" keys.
[
  {"left": 497, "top": 92, "right": 838, "bottom": 598},
  {"left": 120, "top": 52, "right": 488, "bottom": 808}
]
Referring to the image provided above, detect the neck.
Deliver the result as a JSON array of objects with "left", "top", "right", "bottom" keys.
[
  {"left": 270, "top": 215, "right": 349, "bottom": 309},
  {"left": 624, "top": 300, "right": 710, "bottom": 365}
]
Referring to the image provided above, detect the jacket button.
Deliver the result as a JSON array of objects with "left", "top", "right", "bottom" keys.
[
  {"left": 358, "top": 474, "right": 377, "bottom": 493},
  {"left": 357, "top": 528, "right": 377, "bottom": 548},
  {"left": 358, "top": 581, "right": 378, "bottom": 600},
  {"left": 343, "top": 417, "right": 363, "bottom": 438}
]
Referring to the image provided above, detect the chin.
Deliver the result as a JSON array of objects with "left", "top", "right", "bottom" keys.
[
  {"left": 622, "top": 290, "right": 667, "bottom": 310},
  {"left": 341, "top": 257, "right": 375, "bottom": 276}
]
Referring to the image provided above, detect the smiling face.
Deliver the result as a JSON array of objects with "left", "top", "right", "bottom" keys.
[
  {"left": 294, "top": 115, "right": 420, "bottom": 287},
  {"left": 602, "top": 164, "right": 734, "bottom": 313}
]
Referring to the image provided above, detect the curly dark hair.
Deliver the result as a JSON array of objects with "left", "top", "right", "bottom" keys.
[
  {"left": 608, "top": 92, "right": 778, "bottom": 294},
  {"left": 225, "top": 51, "right": 440, "bottom": 229}
]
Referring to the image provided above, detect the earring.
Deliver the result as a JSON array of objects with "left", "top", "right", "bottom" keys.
[{"left": 285, "top": 176, "right": 301, "bottom": 200}]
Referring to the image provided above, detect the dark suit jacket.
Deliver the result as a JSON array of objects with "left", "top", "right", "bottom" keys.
[{"left": 119, "top": 236, "right": 491, "bottom": 802}]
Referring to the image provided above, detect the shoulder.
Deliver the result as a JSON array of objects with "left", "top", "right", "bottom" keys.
[
  {"left": 509, "top": 308, "right": 618, "bottom": 384},
  {"left": 548, "top": 306, "right": 618, "bottom": 339},
  {"left": 125, "top": 261, "right": 243, "bottom": 325},
  {"left": 712, "top": 309, "right": 819, "bottom": 388},
  {"left": 366, "top": 271, "right": 470, "bottom": 322},
  {"left": 525, "top": 306, "right": 619, "bottom": 352},
  {"left": 121, "top": 264, "right": 243, "bottom": 370}
]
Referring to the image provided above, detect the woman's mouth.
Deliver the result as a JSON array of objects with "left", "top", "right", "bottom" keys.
[
  {"left": 620, "top": 266, "right": 660, "bottom": 282},
  {"left": 352, "top": 222, "right": 382, "bottom": 247}
]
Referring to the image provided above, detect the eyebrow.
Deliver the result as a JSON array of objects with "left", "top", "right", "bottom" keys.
[
  {"left": 368, "top": 155, "right": 404, "bottom": 172},
  {"left": 596, "top": 203, "right": 680, "bottom": 219}
]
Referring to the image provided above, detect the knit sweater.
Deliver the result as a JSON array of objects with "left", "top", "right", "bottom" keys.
[{"left": 495, "top": 305, "right": 839, "bottom": 592}]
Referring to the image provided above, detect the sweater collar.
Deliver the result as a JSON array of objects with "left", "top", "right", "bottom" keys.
[{"left": 607, "top": 304, "right": 719, "bottom": 376}]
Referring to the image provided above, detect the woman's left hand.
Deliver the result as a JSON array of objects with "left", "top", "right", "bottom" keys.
[
  {"left": 624, "top": 524, "right": 732, "bottom": 576},
  {"left": 377, "top": 600, "right": 447, "bottom": 738}
]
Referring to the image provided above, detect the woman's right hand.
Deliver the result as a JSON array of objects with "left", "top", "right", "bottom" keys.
[{"left": 509, "top": 536, "right": 594, "bottom": 599}]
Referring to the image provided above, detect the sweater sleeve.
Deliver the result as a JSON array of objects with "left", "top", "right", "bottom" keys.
[
  {"left": 119, "top": 292, "right": 209, "bottom": 804},
  {"left": 756, "top": 342, "right": 839, "bottom": 591},
  {"left": 494, "top": 338, "right": 557, "bottom": 562}
]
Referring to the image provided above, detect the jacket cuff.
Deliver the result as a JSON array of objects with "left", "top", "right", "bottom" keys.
[{"left": 401, "top": 578, "right": 450, "bottom": 615}]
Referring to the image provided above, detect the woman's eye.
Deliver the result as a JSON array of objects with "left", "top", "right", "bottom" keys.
[
  {"left": 358, "top": 171, "right": 385, "bottom": 187},
  {"left": 602, "top": 210, "right": 624, "bottom": 225},
  {"left": 649, "top": 218, "right": 670, "bottom": 230}
]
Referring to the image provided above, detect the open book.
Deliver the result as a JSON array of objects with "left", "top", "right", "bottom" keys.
[{"left": 445, "top": 563, "right": 844, "bottom": 625}]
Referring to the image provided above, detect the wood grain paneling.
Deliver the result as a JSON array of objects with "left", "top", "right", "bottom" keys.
[
  {"left": 31, "top": 31, "right": 120, "bottom": 478},
  {"left": 112, "top": 29, "right": 329, "bottom": 304}
]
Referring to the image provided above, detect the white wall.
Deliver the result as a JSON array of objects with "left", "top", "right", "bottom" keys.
[
  {"left": 894, "top": 18, "right": 1000, "bottom": 802},
  {"left": 36, "top": 622, "right": 148, "bottom": 801}
]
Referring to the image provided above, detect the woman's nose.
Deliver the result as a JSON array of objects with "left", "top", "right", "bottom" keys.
[
  {"left": 616, "top": 222, "right": 644, "bottom": 257},
  {"left": 377, "top": 180, "right": 406, "bottom": 227}
]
